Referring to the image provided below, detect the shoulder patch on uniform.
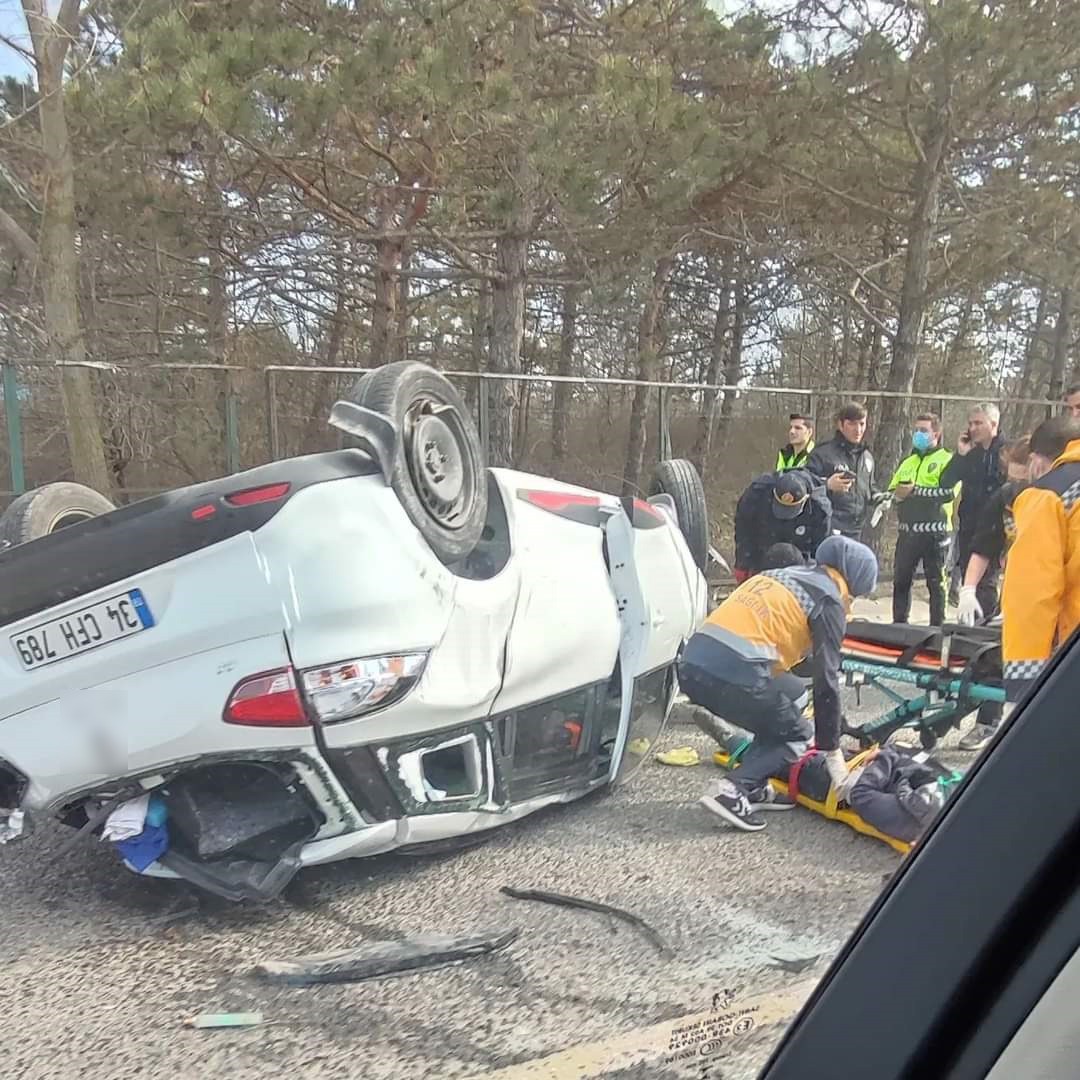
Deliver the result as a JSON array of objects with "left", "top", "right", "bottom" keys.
[{"left": 1036, "top": 461, "right": 1080, "bottom": 499}]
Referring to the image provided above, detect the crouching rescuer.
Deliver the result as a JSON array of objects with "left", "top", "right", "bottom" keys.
[{"left": 677, "top": 536, "right": 879, "bottom": 832}]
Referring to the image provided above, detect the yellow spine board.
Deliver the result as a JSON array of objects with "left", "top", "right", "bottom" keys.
[{"left": 712, "top": 751, "right": 911, "bottom": 856}]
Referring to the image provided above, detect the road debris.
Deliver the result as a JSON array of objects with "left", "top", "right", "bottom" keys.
[
  {"left": 0, "top": 809, "right": 25, "bottom": 844},
  {"left": 655, "top": 746, "right": 700, "bottom": 767},
  {"left": 767, "top": 953, "right": 821, "bottom": 974},
  {"left": 184, "top": 1013, "right": 264, "bottom": 1029},
  {"left": 250, "top": 928, "right": 521, "bottom": 986},
  {"left": 499, "top": 886, "right": 673, "bottom": 957},
  {"left": 147, "top": 903, "right": 200, "bottom": 930}
]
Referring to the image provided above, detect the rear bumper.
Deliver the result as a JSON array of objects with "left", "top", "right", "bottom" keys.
[{"left": 131, "top": 788, "right": 581, "bottom": 880}]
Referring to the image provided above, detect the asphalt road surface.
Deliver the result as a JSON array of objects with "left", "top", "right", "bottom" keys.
[{"left": 0, "top": 597, "right": 969, "bottom": 1080}]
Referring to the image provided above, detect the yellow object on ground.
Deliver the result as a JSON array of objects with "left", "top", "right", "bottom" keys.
[
  {"left": 712, "top": 750, "right": 911, "bottom": 855},
  {"left": 627, "top": 737, "right": 651, "bottom": 756},
  {"left": 655, "top": 747, "right": 701, "bottom": 767}
]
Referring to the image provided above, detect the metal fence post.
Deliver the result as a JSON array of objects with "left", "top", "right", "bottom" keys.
[
  {"left": 478, "top": 375, "right": 490, "bottom": 460},
  {"left": 2, "top": 362, "right": 25, "bottom": 495},
  {"left": 224, "top": 369, "right": 240, "bottom": 474},
  {"left": 658, "top": 387, "right": 671, "bottom": 462},
  {"left": 266, "top": 369, "right": 281, "bottom": 461}
]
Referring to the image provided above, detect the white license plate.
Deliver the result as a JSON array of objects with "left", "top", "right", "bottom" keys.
[{"left": 11, "top": 588, "right": 155, "bottom": 671}]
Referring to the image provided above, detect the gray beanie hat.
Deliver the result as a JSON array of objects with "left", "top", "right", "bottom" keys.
[{"left": 815, "top": 535, "right": 878, "bottom": 597}]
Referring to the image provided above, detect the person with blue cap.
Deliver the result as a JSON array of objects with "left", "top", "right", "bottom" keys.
[
  {"left": 678, "top": 535, "right": 879, "bottom": 832},
  {"left": 732, "top": 469, "right": 832, "bottom": 584}
]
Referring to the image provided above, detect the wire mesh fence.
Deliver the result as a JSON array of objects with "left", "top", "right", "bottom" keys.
[{"left": 0, "top": 360, "right": 1061, "bottom": 574}]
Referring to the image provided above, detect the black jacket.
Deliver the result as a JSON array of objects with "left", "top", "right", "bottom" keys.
[
  {"left": 733, "top": 471, "right": 832, "bottom": 571},
  {"left": 970, "top": 479, "right": 1025, "bottom": 565},
  {"left": 807, "top": 433, "right": 877, "bottom": 537},
  {"left": 939, "top": 433, "right": 1006, "bottom": 540}
]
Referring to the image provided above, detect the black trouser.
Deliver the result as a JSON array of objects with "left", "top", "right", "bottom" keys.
[
  {"left": 956, "top": 529, "right": 1000, "bottom": 620},
  {"left": 678, "top": 661, "right": 813, "bottom": 795},
  {"left": 893, "top": 531, "right": 950, "bottom": 626}
]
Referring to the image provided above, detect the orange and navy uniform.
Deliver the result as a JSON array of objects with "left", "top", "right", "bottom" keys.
[
  {"left": 1001, "top": 439, "right": 1080, "bottom": 699},
  {"left": 683, "top": 564, "right": 852, "bottom": 751}
]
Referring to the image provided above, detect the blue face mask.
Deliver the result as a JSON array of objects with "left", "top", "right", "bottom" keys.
[{"left": 912, "top": 430, "right": 933, "bottom": 453}]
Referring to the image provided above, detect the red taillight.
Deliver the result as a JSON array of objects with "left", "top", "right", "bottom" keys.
[
  {"left": 225, "top": 482, "right": 291, "bottom": 507},
  {"left": 223, "top": 668, "right": 309, "bottom": 727},
  {"left": 191, "top": 504, "right": 217, "bottom": 521},
  {"left": 632, "top": 498, "right": 663, "bottom": 521},
  {"left": 520, "top": 490, "right": 602, "bottom": 512}
]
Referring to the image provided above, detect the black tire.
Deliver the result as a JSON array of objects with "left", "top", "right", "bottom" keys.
[
  {"left": 348, "top": 361, "right": 487, "bottom": 564},
  {"left": 0, "top": 482, "right": 115, "bottom": 548},
  {"left": 649, "top": 459, "right": 708, "bottom": 571}
]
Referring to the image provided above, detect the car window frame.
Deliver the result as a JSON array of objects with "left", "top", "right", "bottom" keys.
[{"left": 760, "top": 627, "right": 1080, "bottom": 1079}]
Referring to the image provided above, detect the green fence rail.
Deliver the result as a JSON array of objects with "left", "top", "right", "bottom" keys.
[{"left": 0, "top": 359, "right": 1060, "bottom": 502}]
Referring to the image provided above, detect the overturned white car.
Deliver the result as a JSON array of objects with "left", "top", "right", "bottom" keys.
[{"left": 0, "top": 362, "right": 708, "bottom": 900}]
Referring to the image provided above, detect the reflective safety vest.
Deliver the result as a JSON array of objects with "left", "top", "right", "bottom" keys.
[
  {"left": 888, "top": 447, "right": 956, "bottom": 532},
  {"left": 777, "top": 441, "right": 814, "bottom": 472}
]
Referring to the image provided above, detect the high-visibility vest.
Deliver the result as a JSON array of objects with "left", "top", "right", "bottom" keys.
[
  {"left": 888, "top": 447, "right": 957, "bottom": 532},
  {"left": 777, "top": 441, "right": 814, "bottom": 471}
]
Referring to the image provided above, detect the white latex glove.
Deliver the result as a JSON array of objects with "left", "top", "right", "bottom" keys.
[
  {"left": 823, "top": 749, "right": 855, "bottom": 800},
  {"left": 957, "top": 585, "right": 982, "bottom": 627}
]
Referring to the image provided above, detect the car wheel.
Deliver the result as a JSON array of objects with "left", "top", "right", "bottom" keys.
[
  {"left": 649, "top": 459, "right": 708, "bottom": 571},
  {"left": 348, "top": 361, "right": 488, "bottom": 564},
  {"left": 0, "top": 482, "right": 115, "bottom": 548}
]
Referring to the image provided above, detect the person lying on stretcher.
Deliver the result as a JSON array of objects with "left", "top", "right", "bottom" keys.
[
  {"left": 678, "top": 535, "right": 879, "bottom": 832},
  {"left": 708, "top": 725, "right": 956, "bottom": 845}
]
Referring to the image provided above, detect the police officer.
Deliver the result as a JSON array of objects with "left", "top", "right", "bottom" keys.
[
  {"left": 889, "top": 413, "right": 956, "bottom": 626},
  {"left": 776, "top": 414, "right": 815, "bottom": 472},
  {"left": 732, "top": 469, "right": 832, "bottom": 583}
]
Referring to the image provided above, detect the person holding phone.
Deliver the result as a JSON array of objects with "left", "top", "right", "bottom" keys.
[
  {"left": 807, "top": 402, "right": 884, "bottom": 540},
  {"left": 939, "top": 403, "right": 1006, "bottom": 620}
]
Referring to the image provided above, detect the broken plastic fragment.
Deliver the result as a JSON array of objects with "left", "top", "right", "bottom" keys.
[
  {"left": 655, "top": 747, "right": 701, "bottom": 767},
  {"left": 0, "top": 810, "right": 26, "bottom": 844},
  {"left": 251, "top": 928, "right": 520, "bottom": 986},
  {"left": 627, "top": 737, "right": 652, "bottom": 756},
  {"left": 500, "top": 886, "right": 673, "bottom": 957},
  {"left": 185, "top": 1012, "right": 264, "bottom": 1029}
]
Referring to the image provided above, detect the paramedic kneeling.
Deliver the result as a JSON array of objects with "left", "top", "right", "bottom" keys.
[{"left": 677, "top": 536, "right": 879, "bottom": 832}]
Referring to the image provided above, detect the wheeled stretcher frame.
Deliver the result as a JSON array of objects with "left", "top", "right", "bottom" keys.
[{"left": 839, "top": 620, "right": 1007, "bottom": 750}]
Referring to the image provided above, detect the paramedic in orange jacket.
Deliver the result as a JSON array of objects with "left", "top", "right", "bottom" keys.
[
  {"left": 678, "top": 536, "right": 878, "bottom": 832},
  {"left": 1001, "top": 416, "right": 1080, "bottom": 703}
]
